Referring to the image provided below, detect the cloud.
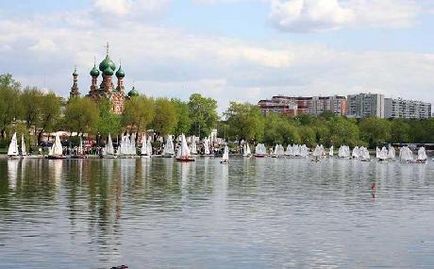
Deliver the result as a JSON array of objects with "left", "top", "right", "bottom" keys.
[
  {"left": 0, "top": 2, "right": 433, "bottom": 112},
  {"left": 92, "top": 0, "right": 170, "bottom": 19},
  {"left": 269, "top": 0, "right": 420, "bottom": 32}
]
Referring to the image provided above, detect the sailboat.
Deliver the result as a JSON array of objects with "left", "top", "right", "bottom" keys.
[
  {"left": 176, "top": 134, "right": 195, "bottom": 162},
  {"left": 202, "top": 137, "right": 213, "bottom": 157},
  {"left": 20, "top": 134, "right": 27, "bottom": 158},
  {"left": 141, "top": 134, "right": 151, "bottom": 158},
  {"left": 220, "top": 144, "right": 229, "bottom": 164},
  {"left": 417, "top": 147, "right": 427, "bottom": 163},
  {"left": 189, "top": 136, "right": 198, "bottom": 156},
  {"left": 254, "top": 143, "right": 266, "bottom": 158},
  {"left": 102, "top": 134, "right": 116, "bottom": 159},
  {"left": 7, "top": 132, "right": 19, "bottom": 159},
  {"left": 163, "top": 135, "right": 175, "bottom": 158},
  {"left": 243, "top": 143, "right": 252, "bottom": 158},
  {"left": 329, "top": 145, "right": 334, "bottom": 157},
  {"left": 47, "top": 133, "right": 66, "bottom": 159}
]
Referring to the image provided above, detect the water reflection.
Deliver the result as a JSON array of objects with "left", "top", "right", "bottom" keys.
[
  {"left": 0, "top": 158, "right": 434, "bottom": 268},
  {"left": 7, "top": 159, "right": 19, "bottom": 190}
]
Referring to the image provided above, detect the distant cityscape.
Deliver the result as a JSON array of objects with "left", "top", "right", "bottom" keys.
[{"left": 258, "top": 93, "right": 432, "bottom": 119}]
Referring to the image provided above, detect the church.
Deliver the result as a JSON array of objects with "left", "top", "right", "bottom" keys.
[{"left": 69, "top": 44, "right": 139, "bottom": 114}]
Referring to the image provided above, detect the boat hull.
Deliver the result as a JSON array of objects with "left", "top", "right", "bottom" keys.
[
  {"left": 176, "top": 157, "right": 195, "bottom": 162},
  {"left": 47, "top": 155, "right": 67, "bottom": 160},
  {"left": 254, "top": 154, "right": 266, "bottom": 158}
]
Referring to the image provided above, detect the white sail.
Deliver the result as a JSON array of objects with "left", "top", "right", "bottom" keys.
[
  {"left": 312, "top": 145, "right": 321, "bottom": 157},
  {"left": 246, "top": 143, "right": 251, "bottom": 155},
  {"left": 360, "top": 146, "right": 370, "bottom": 160},
  {"left": 222, "top": 145, "right": 229, "bottom": 162},
  {"left": 204, "top": 138, "right": 210, "bottom": 155},
  {"left": 190, "top": 136, "right": 198, "bottom": 155},
  {"left": 417, "top": 147, "right": 427, "bottom": 161},
  {"left": 7, "top": 132, "right": 19, "bottom": 156},
  {"left": 329, "top": 145, "right": 334, "bottom": 156},
  {"left": 164, "top": 135, "right": 175, "bottom": 156},
  {"left": 105, "top": 134, "right": 115, "bottom": 155},
  {"left": 50, "top": 133, "right": 63, "bottom": 156},
  {"left": 147, "top": 136, "right": 153, "bottom": 156},
  {"left": 177, "top": 134, "right": 191, "bottom": 158},
  {"left": 352, "top": 146, "right": 360, "bottom": 159},
  {"left": 141, "top": 134, "right": 147, "bottom": 156},
  {"left": 378, "top": 146, "right": 388, "bottom": 161},
  {"left": 21, "top": 134, "right": 27, "bottom": 156},
  {"left": 388, "top": 146, "right": 396, "bottom": 159},
  {"left": 255, "top": 143, "right": 266, "bottom": 155}
]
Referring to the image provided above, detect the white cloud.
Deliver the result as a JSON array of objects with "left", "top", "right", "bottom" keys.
[
  {"left": 269, "top": 0, "right": 420, "bottom": 32},
  {"left": 92, "top": 0, "right": 170, "bottom": 19},
  {"left": 0, "top": 4, "right": 433, "bottom": 111}
]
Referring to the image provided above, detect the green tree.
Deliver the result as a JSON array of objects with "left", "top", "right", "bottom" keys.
[
  {"left": 38, "top": 92, "right": 62, "bottom": 144},
  {"left": 96, "top": 99, "right": 122, "bottom": 137},
  {"left": 359, "top": 117, "right": 391, "bottom": 147},
  {"left": 0, "top": 74, "right": 21, "bottom": 138},
  {"left": 20, "top": 87, "right": 43, "bottom": 133},
  {"left": 224, "top": 102, "right": 265, "bottom": 143},
  {"left": 390, "top": 119, "right": 411, "bottom": 143},
  {"left": 188, "top": 93, "right": 218, "bottom": 138},
  {"left": 153, "top": 98, "right": 178, "bottom": 136},
  {"left": 122, "top": 95, "right": 155, "bottom": 134},
  {"left": 328, "top": 117, "right": 360, "bottom": 147},
  {"left": 64, "top": 97, "right": 99, "bottom": 135},
  {"left": 171, "top": 98, "right": 191, "bottom": 135}
]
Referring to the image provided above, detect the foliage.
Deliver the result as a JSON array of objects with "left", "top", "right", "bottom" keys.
[
  {"left": 224, "top": 102, "right": 264, "bottom": 143},
  {"left": 122, "top": 95, "right": 155, "bottom": 134},
  {"left": 359, "top": 117, "right": 391, "bottom": 147},
  {"left": 188, "top": 93, "right": 218, "bottom": 138},
  {"left": 0, "top": 74, "right": 21, "bottom": 138},
  {"left": 153, "top": 98, "right": 178, "bottom": 136},
  {"left": 171, "top": 98, "right": 191, "bottom": 135},
  {"left": 64, "top": 97, "right": 99, "bottom": 134},
  {"left": 96, "top": 99, "right": 122, "bottom": 137}
]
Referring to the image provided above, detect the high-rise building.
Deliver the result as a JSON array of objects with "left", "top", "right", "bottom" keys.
[
  {"left": 258, "top": 95, "right": 347, "bottom": 117},
  {"left": 384, "top": 97, "right": 431, "bottom": 119},
  {"left": 347, "top": 93, "right": 384, "bottom": 118}
]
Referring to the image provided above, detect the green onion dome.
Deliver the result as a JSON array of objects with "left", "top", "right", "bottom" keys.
[
  {"left": 99, "top": 55, "right": 116, "bottom": 72},
  {"left": 128, "top": 86, "right": 139, "bottom": 97},
  {"left": 116, "top": 65, "right": 125, "bottom": 78},
  {"left": 90, "top": 64, "right": 100, "bottom": 77},
  {"left": 103, "top": 66, "right": 114, "bottom": 76}
]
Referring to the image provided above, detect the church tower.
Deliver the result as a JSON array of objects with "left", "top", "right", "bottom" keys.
[{"left": 69, "top": 67, "right": 80, "bottom": 98}]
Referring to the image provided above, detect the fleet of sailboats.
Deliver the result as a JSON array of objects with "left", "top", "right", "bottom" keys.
[{"left": 3, "top": 130, "right": 432, "bottom": 165}]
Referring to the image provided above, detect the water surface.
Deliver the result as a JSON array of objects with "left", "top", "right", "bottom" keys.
[{"left": 1, "top": 157, "right": 434, "bottom": 268}]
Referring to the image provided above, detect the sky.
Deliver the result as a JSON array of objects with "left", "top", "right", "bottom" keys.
[{"left": 1, "top": 0, "right": 434, "bottom": 111}]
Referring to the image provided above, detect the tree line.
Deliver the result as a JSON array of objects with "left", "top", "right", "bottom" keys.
[{"left": 1, "top": 73, "right": 433, "bottom": 150}]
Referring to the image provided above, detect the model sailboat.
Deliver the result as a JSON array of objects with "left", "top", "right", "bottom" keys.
[
  {"left": 7, "top": 133, "right": 19, "bottom": 159},
  {"left": 176, "top": 134, "right": 195, "bottom": 162},
  {"left": 47, "top": 133, "right": 66, "bottom": 159},
  {"left": 220, "top": 144, "right": 229, "bottom": 164}
]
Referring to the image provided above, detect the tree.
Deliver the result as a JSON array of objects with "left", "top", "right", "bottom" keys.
[
  {"left": 171, "top": 98, "right": 191, "bottom": 135},
  {"left": 0, "top": 74, "right": 21, "bottom": 138},
  {"left": 327, "top": 117, "right": 360, "bottom": 147},
  {"left": 153, "top": 98, "right": 178, "bottom": 136},
  {"left": 188, "top": 93, "right": 218, "bottom": 138},
  {"left": 96, "top": 99, "right": 122, "bottom": 137},
  {"left": 122, "top": 95, "right": 155, "bottom": 134},
  {"left": 20, "top": 87, "right": 43, "bottom": 130},
  {"left": 224, "top": 102, "right": 264, "bottom": 143},
  {"left": 38, "top": 92, "right": 62, "bottom": 144},
  {"left": 390, "top": 119, "right": 411, "bottom": 143},
  {"left": 359, "top": 117, "right": 391, "bottom": 147},
  {"left": 64, "top": 97, "right": 99, "bottom": 135}
]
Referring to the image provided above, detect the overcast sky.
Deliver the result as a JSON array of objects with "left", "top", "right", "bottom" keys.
[{"left": 1, "top": 0, "right": 434, "bottom": 111}]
